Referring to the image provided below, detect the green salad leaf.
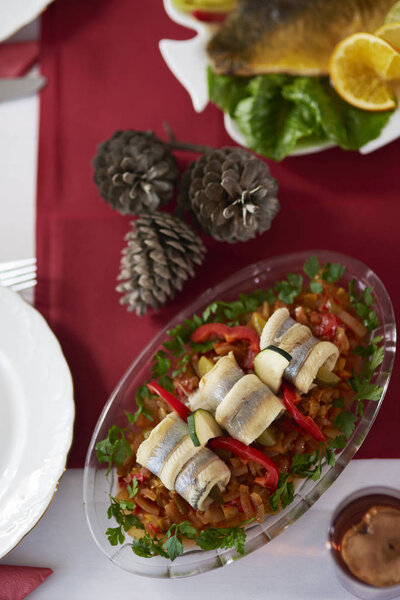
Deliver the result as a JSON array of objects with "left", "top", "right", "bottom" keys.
[{"left": 208, "top": 67, "right": 394, "bottom": 161}]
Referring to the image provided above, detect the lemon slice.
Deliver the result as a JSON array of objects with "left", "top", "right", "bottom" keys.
[
  {"left": 385, "top": 0, "right": 400, "bottom": 24},
  {"left": 376, "top": 23, "right": 400, "bottom": 52},
  {"left": 330, "top": 33, "right": 400, "bottom": 111}
]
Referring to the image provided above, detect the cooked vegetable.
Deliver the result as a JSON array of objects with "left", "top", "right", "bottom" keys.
[
  {"left": 198, "top": 355, "right": 214, "bottom": 377},
  {"left": 190, "top": 323, "right": 260, "bottom": 368},
  {"left": 253, "top": 345, "right": 292, "bottom": 393},
  {"left": 281, "top": 383, "right": 326, "bottom": 442},
  {"left": 256, "top": 426, "right": 277, "bottom": 447},
  {"left": 315, "top": 366, "right": 341, "bottom": 386},
  {"left": 187, "top": 409, "right": 223, "bottom": 447},
  {"left": 208, "top": 436, "right": 279, "bottom": 491},
  {"left": 147, "top": 381, "right": 190, "bottom": 421}
]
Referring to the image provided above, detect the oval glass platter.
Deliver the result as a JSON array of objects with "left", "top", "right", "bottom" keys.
[
  {"left": 0, "top": 286, "right": 74, "bottom": 557},
  {"left": 83, "top": 250, "right": 396, "bottom": 579},
  {"left": 159, "top": 0, "right": 400, "bottom": 157}
]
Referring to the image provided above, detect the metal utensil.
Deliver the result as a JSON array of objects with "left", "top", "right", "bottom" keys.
[
  {"left": 0, "top": 258, "right": 37, "bottom": 291},
  {"left": 0, "top": 76, "right": 46, "bottom": 101}
]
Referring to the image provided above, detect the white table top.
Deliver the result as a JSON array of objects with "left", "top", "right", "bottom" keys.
[
  {"left": 1, "top": 17, "right": 400, "bottom": 600},
  {"left": 4, "top": 462, "right": 400, "bottom": 599}
]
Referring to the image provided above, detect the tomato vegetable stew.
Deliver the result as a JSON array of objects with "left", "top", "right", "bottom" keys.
[{"left": 96, "top": 256, "right": 384, "bottom": 561}]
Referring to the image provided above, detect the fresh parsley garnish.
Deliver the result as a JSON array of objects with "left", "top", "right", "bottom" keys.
[
  {"left": 269, "top": 473, "right": 294, "bottom": 511},
  {"left": 349, "top": 279, "right": 379, "bottom": 331},
  {"left": 106, "top": 488, "right": 142, "bottom": 547},
  {"left": 196, "top": 523, "right": 249, "bottom": 555},
  {"left": 131, "top": 521, "right": 197, "bottom": 561},
  {"left": 275, "top": 273, "right": 303, "bottom": 304},
  {"left": 96, "top": 425, "right": 132, "bottom": 475}
]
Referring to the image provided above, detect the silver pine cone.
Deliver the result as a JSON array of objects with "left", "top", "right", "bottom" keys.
[
  {"left": 93, "top": 130, "right": 179, "bottom": 215},
  {"left": 180, "top": 147, "right": 279, "bottom": 243},
  {"left": 116, "top": 213, "right": 206, "bottom": 315}
]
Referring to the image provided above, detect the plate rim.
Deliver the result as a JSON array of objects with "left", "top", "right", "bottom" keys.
[{"left": 0, "top": 286, "right": 75, "bottom": 557}]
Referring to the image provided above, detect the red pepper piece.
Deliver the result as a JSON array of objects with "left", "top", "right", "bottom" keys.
[
  {"left": 191, "top": 10, "right": 227, "bottom": 22},
  {"left": 314, "top": 312, "right": 340, "bottom": 340},
  {"left": 282, "top": 383, "right": 326, "bottom": 442},
  {"left": 190, "top": 323, "right": 260, "bottom": 368},
  {"left": 208, "top": 436, "right": 279, "bottom": 492},
  {"left": 147, "top": 381, "right": 190, "bottom": 422}
]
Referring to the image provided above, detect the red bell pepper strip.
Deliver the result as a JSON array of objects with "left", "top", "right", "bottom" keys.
[
  {"left": 281, "top": 383, "right": 326, "bottom": 442},
  {"left": 208, "top": 436, "right": 279, "bottom": 492},
  {"left": 190, "top": 323, "right": 260, "bottom": 368},
  {"left": 191, "top": 10, "right": 227, "bottom": 22},
  {"left": 147, "top": 381, "right": 190, "bottom": 422}
]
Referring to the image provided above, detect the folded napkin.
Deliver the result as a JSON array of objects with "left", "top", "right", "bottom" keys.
[
  {"left": 0, "top": 565, "right": 52, "bottom": 600},
  {"left": 0, "top": 42, "right": 39, "bottom": 78}
]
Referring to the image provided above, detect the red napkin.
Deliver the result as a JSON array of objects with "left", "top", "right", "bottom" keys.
[
  {"left": 0, "top": 42, "right": 39, "bottom": 77},
  {"left": 37, "top": 0, "right": 399, "bottom": 467},
  {"left": 0, "top": 565, "right": 52, "bottom": 600}
]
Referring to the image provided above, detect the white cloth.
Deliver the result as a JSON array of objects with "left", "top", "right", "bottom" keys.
[{"left": 4, "top": 462, "right": 400, "bottom": 599}]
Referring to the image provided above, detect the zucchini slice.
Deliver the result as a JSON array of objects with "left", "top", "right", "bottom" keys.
[
  {"left": 187, "top": 409, "right": 223, "bottom": 447},
  {"left": 256, "top": 426, "right": 277, "bottom": 447},
  {"left": 253, "top": 345, "right": 292, "bottom": 393},
  {"left": 315, "top": 366, "right": 341, "bottom": 387}
]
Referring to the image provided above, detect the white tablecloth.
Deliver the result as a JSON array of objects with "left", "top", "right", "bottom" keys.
[
  {"left": 4, "top": 462, "right": 400, "bottom": 599},
  {"left": 1, "top": 18, "right": 400, "bottom": 600}
]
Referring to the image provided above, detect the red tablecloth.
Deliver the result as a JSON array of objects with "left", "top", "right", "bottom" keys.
[{"left": 37, "top": 0, "right": 399, "bottom": 467}]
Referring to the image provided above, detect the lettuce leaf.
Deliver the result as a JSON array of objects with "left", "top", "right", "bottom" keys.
[{"left": 207, "top": 67, "right": 394, "bottom": 160}]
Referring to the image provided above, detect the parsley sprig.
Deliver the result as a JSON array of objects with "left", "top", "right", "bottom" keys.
[
  {"left": 349, "top": 280, "right": 379, "bottom": 331},
  {"left": 106, "top": 480, "right": 142, "bottom": 546},
  {"left": 131, "top": 521, "right": 198, "bottom": 560},
  {"left": 303, "top": 256, "right": 346, "bottom": 294}
]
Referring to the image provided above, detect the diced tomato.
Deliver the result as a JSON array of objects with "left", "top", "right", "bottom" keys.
[{"left": 314, "top": 312, "right": 340, "bottom": 340}]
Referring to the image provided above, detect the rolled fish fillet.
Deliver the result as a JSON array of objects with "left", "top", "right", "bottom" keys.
[
  {"left": 260, "top": 307, "right": 311, "bottom": 352},
  {"left": 215, "top": 374, "right": 284, "bottom": 445},
  {"left": 189, "top": 352, "right": 244, "bottom": 412},
  {"left": 260, "top": 307, "right": 339, "bottom": 393},
  {"left": 285, "top": 339, "right": 339, "bottom": 394},
  {"left": 175, "top": 448, "right": 231, "bottom": 511},
  {"left": 136, "top": 413, "right": 230, "bottom": 508}
]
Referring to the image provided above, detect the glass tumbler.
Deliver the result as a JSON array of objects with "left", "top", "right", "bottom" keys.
[{"left": 328, "top": 486, "right": 400, "bottom": 600}]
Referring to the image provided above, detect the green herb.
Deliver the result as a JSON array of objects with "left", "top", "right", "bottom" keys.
[
  {"left": 201, "top": 290, "right": 272, "bottom": 327},
  {"left": 269, "top": 473, "right": 294, "bottom": 511},
  {"left": 208, "top": 68, "right": 393, "bottom": 161},
  {"left": 275, "top": 273, "right": 303, "bottom": 304},
  {"left": 303, "top": 256, "right": 323, "bottom": 293},
  {"left": 329, "top": 434, "right": 347, "bottom": 449},
  {"left": 106, "top": 489, "right": 142, "bottom": 547},
  {"left": 334, "top": 411, "right": 357, "bottom": 439},
  {"left": 321, "top": 262, "right": 346, "bottom": 283},
  {"left": 196, "top": 523, "right": 248, "bottom": 555},
  {"left": 131, "top": 521, "right": 198, "bottom": 561},
  {"left": 354, "top": 336, "right": 384, "bottom": 380},
  {"left": 95, "top": 425, "right": 132, "bottom": 475},
  {"left": 348, "top": 279, "right": 379, "bottom": 331}
]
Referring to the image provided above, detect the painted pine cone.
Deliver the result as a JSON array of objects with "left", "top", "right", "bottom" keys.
[
  {"left": 116, "top": 213, "right": 206, "bottom": 315},
  {"left": 180, "top": 147, "right": 279, "bottom": 243},
  {"left": 93, "top": 130, "right": 179, "bottom": 215}
]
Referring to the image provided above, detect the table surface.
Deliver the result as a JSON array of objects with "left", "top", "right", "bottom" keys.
[
  {"left": 4, "top": 462, "right": 400, "bottom": 599},
  {"left": 0, "top": 11, "right": 399, "bottom": 600}
]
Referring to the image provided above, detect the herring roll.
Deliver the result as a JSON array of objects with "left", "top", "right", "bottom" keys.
[
  {"left": 189, "top": 352, "right": 244, "bottom": 412},
  {"left": 215, "top": 374, "right": 284, "bottom": 445}
]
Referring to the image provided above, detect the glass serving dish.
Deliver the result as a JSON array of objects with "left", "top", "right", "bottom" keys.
[{"left": 83, "top": 250, "right": 396, "bottom": 579}]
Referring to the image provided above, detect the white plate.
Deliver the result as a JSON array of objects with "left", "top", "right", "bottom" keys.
[
  {"left": 160, "top": 0, "right": 400, "bottom": 156},
  {"left": 0, "top": 0, "right": 54, "bottom": 42},
  {"left": 0, "top": 287, "right": 74, "bottom": 558}
]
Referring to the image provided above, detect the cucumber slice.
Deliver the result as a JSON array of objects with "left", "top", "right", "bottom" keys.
[
  {"left": 187, "top": 409, "right": 223, "bottom": 447},
  {"left": 256, "top": 426, "right": 277, "bottom": 447},
  {"left": 253, "top": 345, "right": 292, "bottom": 393},
  {"left": 315, "top": 366, "right": 341, "bottom": 387}
]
